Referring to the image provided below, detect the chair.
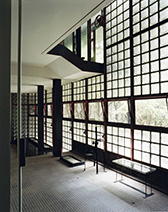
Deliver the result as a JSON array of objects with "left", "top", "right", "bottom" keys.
[{"left": 84, "top": 150, "right": 95, "bottom": 171}]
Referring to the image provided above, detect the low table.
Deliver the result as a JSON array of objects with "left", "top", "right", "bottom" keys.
[
  {"left": 60, "top": 155, "right": 84, "bottom": 167},
  {"left": 112, "top": 158, "right": 156, "bottom": 198}
]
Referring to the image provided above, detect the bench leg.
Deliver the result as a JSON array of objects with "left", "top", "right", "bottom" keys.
[
  {"left": 114, "top": 172, "right": 124, "bottom": 183},
  {"left": 84, "top": 156, "right": 86, "bottom": 171},
  {"left": 143, "top": 183, "right": 154, "bottom": 199}
]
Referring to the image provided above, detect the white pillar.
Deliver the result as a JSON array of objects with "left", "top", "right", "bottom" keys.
[{"left": 0, "top": 0, "right": 11, "bottom": 211}]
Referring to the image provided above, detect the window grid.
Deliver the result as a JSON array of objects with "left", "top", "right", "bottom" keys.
[
  {"left": 62, "top": 120, "right": 72, "bottom": 152},
  {"left": 132, "top": 0, "right": 168, "bottom": 34},
  {"left": 29, "top": 105, "right": 35, "bottom": 116},
  {"left": 47, "top": 90, "right": 52, "bottom": 104},
  {"left": 21, "top": 94, "right": 28, "bottom": 138},
  {"left": 29, "top": 116, "right": 35, "bottom": 138},
  {"left": 73, "top": 79, "right": 86, "bottom": 101},
  {"left": 62, "top": 83, "right": 72, "bottom": 102},
  {"left": 133, "top": 0, "right": 159, "bottom": 33},
  {"left": 106, "top": 0, "right": 130, "bottom": 45},
  {"left": 107, "top": 126, "right": 131, "bottom": 158},
  {"left": 44, "top": 118, "right": 53, "bottom": 146},
  {"left": 106, "top": 40, "right": 131, "bottom": 98},
  {"left": 133, "top": 23, "right": 168, "bottom": 96},
  {"left": 133, "top": 129, "right": 168, "bottom": 169},
  {"left": 88, "top": 75, "right": 104, "bottom": 100},
  {"left": 73, "top": 122, "right": 86, "bottom": 143},
  {"left": 29, "top": 93, "right": 36, "bottom": 104},
  {"left": 88, "top": 124, "right": 104, "bottom": 150},
  {"left": 35, "top": 117, "right": 38, "bottom": 140}
]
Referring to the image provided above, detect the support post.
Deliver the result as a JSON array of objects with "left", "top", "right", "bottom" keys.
[
  {"left": 38, "top": 85, "right": 44, "bottom": 154},
  {"left": 71, "top": 83, "right": 74, "bottom": 149},
  {"left": 17, "top": 0, "right": 23, "bottom": 211},
  {"left": 0, "top": 0, "right": 11, "bottom": 210},
  {"left": 85, "top": 79, "right": 88, "bottom": 148},
  {"left": 45, "top": 90, "right": 47, "bottom": 144},
  {"left": 95, "top": 127, "right": 98, "bottom": 174},
  {"left": 53, "top": 79, "right": 62, "bottom": 157},
  {"left": 103, "top": 7, "right": 107, "bottom": 172},
  {"left": 129, "top": 0, "right": 135, "bottom": 161}
]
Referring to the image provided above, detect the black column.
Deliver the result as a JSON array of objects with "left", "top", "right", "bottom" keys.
[
  {"left": 38, "top": 85, "right": 44, "bottom": 154},
  {"left": 53, "top": 79, "right": 62, "bottom": 157},
  {"left": 0, "top": 0, "right": 11, "bottom": 210}
]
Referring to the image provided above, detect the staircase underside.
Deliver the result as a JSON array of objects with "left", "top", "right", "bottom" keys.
[{"left": 48, "top": 44, "right": 104, "bottom": 74}]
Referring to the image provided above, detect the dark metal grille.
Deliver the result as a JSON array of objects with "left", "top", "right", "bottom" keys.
[
  {"left": 73, "top": 79, "right": 86, "bottom": 101},
  {"left": 73, "top": 121, "right": 86, "bottom": 143},
  {"left": 107, "top": 126, "right": 131, "bottom": 158},
  {"left": 62, "top": 83, "right": 72, "bottom": 102},
  {"left": 88, "top": 74, "right": 104, "bottom": 100}
]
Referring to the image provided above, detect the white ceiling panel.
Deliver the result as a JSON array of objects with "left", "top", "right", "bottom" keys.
[{"left": 11, "top": 0, "right": 111, "bottom": 92}]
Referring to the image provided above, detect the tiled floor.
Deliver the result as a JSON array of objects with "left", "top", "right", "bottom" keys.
[{"left": 11, "top": 145, "right": 168, "bottom": 212}]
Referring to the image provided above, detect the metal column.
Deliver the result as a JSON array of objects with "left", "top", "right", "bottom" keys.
[{"left": 17, "top": 0, "right": 23, "bottom": 211}]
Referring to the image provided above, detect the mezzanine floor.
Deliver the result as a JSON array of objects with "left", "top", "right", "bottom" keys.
[{"left": 11, "top": 145, "right": 168, "bottom": 212}]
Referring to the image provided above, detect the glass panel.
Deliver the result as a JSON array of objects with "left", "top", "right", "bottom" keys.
[
  {"left": 108, "top": 101, "right": 130, "bottom": 123},
  {"left": 62, "top": 120, "right": 72, "bottom": 152},
  {"left": 63, "top": 104, "right": 71, "bottom": 118},
  {"left": 161, "top": 133, "right": 168, "bottom": 144},
  {"left": 62, "top": 83, "right": 72, "bottom": 102},
  {"left": 135, "top": 99, "right": 168, "bottom": 127},
  {"left": 74, "top": 103, "right": 85, "bottom": 120},
  {"left": 73, "top": 79, "right": 86, "bottom": 101},
  {"left": 81, "top": 22, "right": 88, "bottom": 61},
  {"left": 89, "top": 102, "right": 103, "bottom": 121},
  {"left": 64, "top": 34, "right": 73, "bottom": 51},
  {"left": 161, "top": 145, "right": 168, "bottom": 157},
  {"left": 151, "top": 155, "right": 159, "bottom": 166},
  {"left": 29, "top": 105, "right": 35, "bottom": 115},
  {"left": 47, "top": 104, "right": 52, "bottom": 117},
  {"left": 95, "top": 27, "right": 104, "bottom": 63},
  {"left": 73, "top": 122, "right": 85, "bottom": 143},
  {"left": 161, "top": 157, "right": 168, "bottom": 169},
  {"left": 45, "top": 118, "right": 53, "bottom": 146}
]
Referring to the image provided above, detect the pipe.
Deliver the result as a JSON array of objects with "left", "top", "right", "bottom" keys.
[{"left": 17, "top": 0, "right": 22, "bottom": 211}]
